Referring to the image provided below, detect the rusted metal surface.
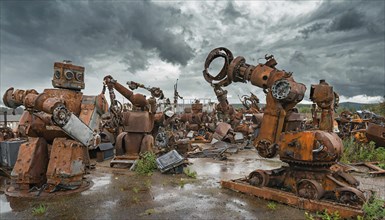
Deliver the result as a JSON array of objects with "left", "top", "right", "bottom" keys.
[
  {"left": 238, "top": 92, "right": 260, "bottom": 113},
  {"left": 310, "top": 80, "right": 338, "bottom": 132},
  {"left": 104, "top": 75, "right": 148, "bottom": 109},
  {"left": 279, "top": 131, "right": 342, "bottom": 165},
  {"left": 52, "top": 61, "right": 85, "bottom": 90},
  {"left": 366, "top": 122, "right": 385, "bottom": 146},
  {"left": 46, "top": 138, "right": 88, "bottom": 186},
  {"left": 336, "top": 110, "right": 385, "bottom": 146},
  {"left": 2, "top": 61, "right": 108, "bottom": 197},
  {"left": 203, "top": 47, "right": 368, "bottom": 211},
  {"left": 350, "top": 162, "right": 385, "bottom": 176},
  {"left": 121, "top": 111, "right": 154, "bottom": 133},
  {"left": 127, "top": 81, "right": 164, "bottom": 99},
  {"left": 102, "top": 75, "right": 156, "bottom": 167},
  {"left": 221, "top": 179, "right": 364, "bottom": 218},
  {"left": 10, "top": 137, "right": 48, "bottom": 188}
]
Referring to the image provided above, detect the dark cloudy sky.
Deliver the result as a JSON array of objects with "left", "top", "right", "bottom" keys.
[{"left": 1, "top": 0, "right": 384, "bottom": 105}]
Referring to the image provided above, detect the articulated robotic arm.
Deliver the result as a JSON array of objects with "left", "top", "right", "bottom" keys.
[
  {"left": 204, "top": 47, "right": 306, "bottom": 157},
  {"left": 127, "top": 81, "right": 164, "bottom": 100},
  {"left": 205, "top": 48, "right": 367, "bottom": 206},
  {"left": 103, "top": 75, "right": 150, "bottom": 110},
  {"left": 102, "top": 75, "right": 155, "bottom": 165},
  {"left": 3, "top": 87, "right": 99, "bottom": 149}
]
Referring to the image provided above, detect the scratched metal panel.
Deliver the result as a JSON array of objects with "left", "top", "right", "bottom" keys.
[{"left": 62, "top": 114, "right": 94, "bottom": 147}]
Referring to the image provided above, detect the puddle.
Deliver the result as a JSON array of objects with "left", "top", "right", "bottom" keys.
[
  {"left": 0, "top": 194, "right": 12, "bottom": 214},
  {"left": 189, "top": 150, "right": 284, "bottom": 181},
  {"left": 81, "top": 174, "right": 111, "bottom": 195}
]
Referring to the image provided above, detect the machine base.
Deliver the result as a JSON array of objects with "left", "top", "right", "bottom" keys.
[{"left": 221, "top": 178, "right": 364, "bottom": 218}]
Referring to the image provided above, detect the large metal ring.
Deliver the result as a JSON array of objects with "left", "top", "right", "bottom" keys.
[{"left": 203, "top": 47, "right": 234, "bottom": 87}]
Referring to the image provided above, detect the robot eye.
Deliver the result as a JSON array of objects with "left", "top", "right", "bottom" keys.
[
  {"left": 75, "top": 72, "right": 83, "bottom": 81},
  {"left": 54, "top": 71, "right": 61, "bottom": 79},
  {"left": 65, "top": 70, "right": 74, "bottom": 80}
]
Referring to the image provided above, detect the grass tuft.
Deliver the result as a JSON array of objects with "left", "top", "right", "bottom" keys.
[
  {"left": 32, "top": 204, "right": 46, "bottom": 216},
  {"left": 135, "top": 152, "right": 158, "bottom": 175}
]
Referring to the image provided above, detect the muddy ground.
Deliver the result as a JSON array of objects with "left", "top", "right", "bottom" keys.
[{"left": 1, "top": 148, "right": 385, "bottom": 219}]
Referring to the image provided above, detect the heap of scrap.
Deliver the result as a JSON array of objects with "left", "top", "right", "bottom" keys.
[{"left": 336, "top": 110, "right": 385, "bottom": 146}]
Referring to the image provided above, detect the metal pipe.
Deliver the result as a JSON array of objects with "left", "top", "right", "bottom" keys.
[{"left": 3, "top": 111, "right": 7, "bottom": 128}]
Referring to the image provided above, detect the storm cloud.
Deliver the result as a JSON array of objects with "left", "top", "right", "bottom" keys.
[{"left": 0, "top": 0, "right": 384, "bottom": 105}]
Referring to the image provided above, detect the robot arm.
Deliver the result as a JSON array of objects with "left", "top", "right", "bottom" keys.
[
  {"left": 203, "top": 47, "right": 306, "bottom": 158},
  {"left": 213, "top": 85, "right": 231, "bottom": 122},
  {"left": 127, "top": 81, "right": 164, "bottom": 99},
  {"left": 2, "top": 87, "right": 99, "bottom": 149},
  {"left": 103, "top": 75, "right": 149, "bottom": 109}
]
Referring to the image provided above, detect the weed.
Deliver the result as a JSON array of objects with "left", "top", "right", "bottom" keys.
[
  {"left": 183, "top": 167, "right": 197, "bottom": 179},
  {"left": 132, "top": 196, "right": 140, "bottom": 204},
  {"left": 144, "top": 208, "right": 156, "bottom": 215},
  {"left": 304, "top": 212, "right": 315, "bottom": 220},
  {"left": 32, "top": 204, "right": 46, "bottom": 216},
  {"left": 179, "top": 179, "right": 186, "bottom": 188},
  {"left": 304, "top": 210, "right": 340, "bottom": 220},
  {"left": 132, "top": 186, "right": 139, "bottom": 193},
  {"left": 135, "top": 152, "right": 158, "bottom": 175},
  {"left": 340, "top": 138, "right": 385, "bottom": 164},
  {"left": 362, "top": 196, "right": 385, "bottom": 220},
  {"left": 377, "top": 163, "right": 385, "bottom": 169},
  {"left": 266, "top": 201, "right": 276, "bottom": 210},
  {"left": 145, "top": 179, "right": 152, "bottom": 189}
]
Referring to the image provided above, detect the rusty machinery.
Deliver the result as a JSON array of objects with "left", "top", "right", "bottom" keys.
[
  {"left": 2, "top": 61, "right": 108, "bottom": 197},
  {"left": 203, "top": 47, "right": 368, "bottom": 216},
  {"left": 211, "top": 85, "right": 258, "bottom": 143},
  {"left": 102, "top": 76, "right": 156, "bottom": 167},
  {"left": 177, "top": 99, "right": 214, "bottom": 143},
  {"left": 238, "top": 92, "right": 261, "bottom": 114},
  {"left": 0, "top": 111, "right": 15, "bottom": 142},
  {"left": 336, "top": 110, "right": 385, "bottom": 146},
  {"left": 173, "top": 79, "right": 183, "bottom": 111},
  {"left": 126, "top": 80, "right": 183, "bottom": 151},
  {"left": 127, "top": 80, "right": 165, "bottom": 100},
  {"left": 207, "top": 68, "right": 262, "bottom": 143}
]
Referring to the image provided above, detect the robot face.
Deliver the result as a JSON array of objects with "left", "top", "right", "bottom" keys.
[{"left": 52, "top": 62, "right": 85, "bottom": 90}]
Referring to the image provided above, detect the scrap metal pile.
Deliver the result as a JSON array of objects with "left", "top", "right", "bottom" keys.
[
  {"left": 336, "top": 110, "right": 385, "bottom": 146},
  {"left": 0, "top": 46, "right": 383, "bottom": 218}
]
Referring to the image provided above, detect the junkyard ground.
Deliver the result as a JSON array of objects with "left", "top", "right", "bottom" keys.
[{"left": 1, "top": 147, "right": 385, "bottom": 219}]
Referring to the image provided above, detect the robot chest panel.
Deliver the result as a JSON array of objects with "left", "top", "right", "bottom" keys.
[{"left": 43, "top": 89, "right": 83, "bottom": 114}]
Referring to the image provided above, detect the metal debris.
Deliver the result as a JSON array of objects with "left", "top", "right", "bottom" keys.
[{"left": 156, "top": 150, "right": 185, "bottom": 173}]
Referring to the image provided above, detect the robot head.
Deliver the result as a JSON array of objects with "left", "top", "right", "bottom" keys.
[{"left": 52, "top": 61, "right": 85, "bottom": 90}]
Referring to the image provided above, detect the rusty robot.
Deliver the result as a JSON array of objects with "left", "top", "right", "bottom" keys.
[
  {"left": 2, "top": 61, "right": 108, "bottom": 196},
  {"left": 203, "top": 48, "right": 367, "bottom": 209},
  {"left": 102, "top": 76, "right": 156, "bottom": 167}
]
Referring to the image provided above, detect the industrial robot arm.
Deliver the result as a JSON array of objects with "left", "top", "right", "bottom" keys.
[
  {"left": 127, "top": 81, "right": 164, "bottom": 99},
  {"left": 103, "top": 75, "right": 149, "bottom": 110},
  {"left": 2, "top": 87, "right": 99, "bottom": 149},
  {"left": 203, "top": 47, "right": 306, "bottom": 157}
]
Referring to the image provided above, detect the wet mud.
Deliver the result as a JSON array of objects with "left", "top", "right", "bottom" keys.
[{"left": 1, "top": 148, "right": 384, "bottom": 219}]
